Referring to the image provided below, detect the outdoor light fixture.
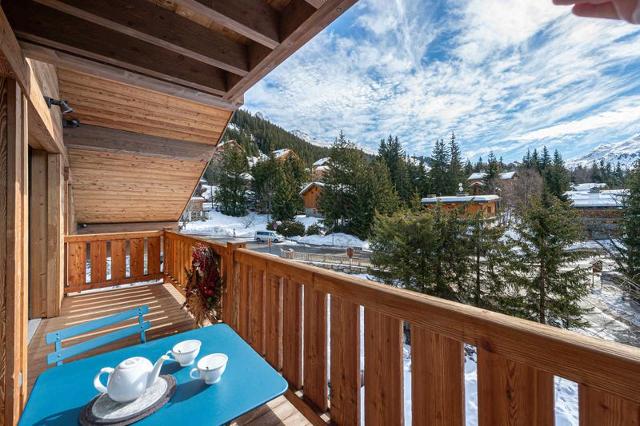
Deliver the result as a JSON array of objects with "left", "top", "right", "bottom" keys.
[
  {"left": 44, "top": 96, "right": 73, "bottom": 114},
  {"left": 63, "top": 118, "right": 80, "bottom": 128}
]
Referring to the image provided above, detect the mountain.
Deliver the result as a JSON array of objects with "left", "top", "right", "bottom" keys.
[
  {"left": 222, "top": 109, "right": 331, "bottom": 165},
  {"left": 290, "top": 130, "right": 333, "bottom": 149},
  {"left": 568, "top": 134, "right": 640, "bottom": 169}
]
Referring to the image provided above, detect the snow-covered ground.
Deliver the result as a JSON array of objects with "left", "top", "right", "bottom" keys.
[
  {"left": 183, "top": 211, "right": 273, "bottom": 238},
  {"left": 182, "top": 211, "right": 371, "bottom": 248},
  {"left": 290, "top": 232, "right": 368, "bottom": 249}
]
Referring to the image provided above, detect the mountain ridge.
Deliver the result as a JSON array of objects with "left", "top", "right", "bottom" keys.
[{"left": 568, "top": 134, "right": 640, "bottom": 169}]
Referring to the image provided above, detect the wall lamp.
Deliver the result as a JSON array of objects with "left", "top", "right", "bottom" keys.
[{"left": 44, "top": 96, "right": 73, "bottom": 114}]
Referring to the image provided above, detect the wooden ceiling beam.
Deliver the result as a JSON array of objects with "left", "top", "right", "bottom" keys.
[
  {"left": 33, "top": 0, "right": 250, "bottom": 77},
  {"left": 171, "top": 0, "right": 281, "bottom": 49},
  {"left": 6, "top": 1, "right": 228, "bottom": 96},
  {"left": 224, "top": 0, "right": 357, "bottom": 101},
  {"left": 20, "top": 43, "right": 241, "bottom": 110}
]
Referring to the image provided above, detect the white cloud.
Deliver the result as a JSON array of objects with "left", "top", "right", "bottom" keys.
[{"left": 244, "top": 0, "right": 640, "bottom": 161}]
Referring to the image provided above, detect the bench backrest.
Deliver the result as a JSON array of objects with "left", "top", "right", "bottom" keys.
[{"left": 46, "top": 305, "right": 150, "bottom": 366}]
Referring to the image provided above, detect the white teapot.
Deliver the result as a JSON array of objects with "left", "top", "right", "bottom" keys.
[{"left": 93, "top": 355, "right": 169, "bottom": 403}]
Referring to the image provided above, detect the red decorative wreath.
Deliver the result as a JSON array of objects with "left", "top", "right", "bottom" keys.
[{"left": 183, "top": 243, "right": 223, "bottom": 326}]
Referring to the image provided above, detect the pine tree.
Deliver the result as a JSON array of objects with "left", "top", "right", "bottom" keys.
[
  {"left": 544, "top": 150, "right": 570, "bottom": 199},
  {"left": 378, "top": 136, "right": 413, "bottom": 203},
  {"left": 505, "top": 192, "right": 589, "bottom": 327},
  {"left": 271, "top": 164, "right": 302, "bottom": 221},
  {"left": 428, "top": 139, "right": 450, "bottom": 195},
  {"left": 485, "top": 152, "right": 500, "bottom": 181},
  {"left": 464, "top": 160, "right": 473, "bottom": 178},
  {"left": 610, "top": 164, "right": 640, "bottom": 288},
  {"left": 214, "top": 147, "right": 249, "bottom": 216},
  {"left": 540, "top": 146, "right": 551, "bottom": 171},
  {"left": 370, "top": 207, "right": 470, "bottom": 301},
  {"left": 447, "top": 131, "right": 464, "bottom": 194},
  {"left": 320, "top": 132, "right": 399, "bottom": 239},
  {"left": 251, "top": 156, "right": 279, "bottom": 214}
]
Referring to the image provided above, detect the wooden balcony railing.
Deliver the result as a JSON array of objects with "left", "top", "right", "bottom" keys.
[
  {"left": 64, "top": 231, "right": 163, "bottom": 293},
  {"left": 66, "top": 231, "right": 640, "bottom": 424}
]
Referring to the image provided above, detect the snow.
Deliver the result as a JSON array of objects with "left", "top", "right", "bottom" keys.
[
  {"left": 184, "top": 211, "right": 271, "bottom": 238},
  {"left": 247, "top": 153, "right": 268, "bottom": 168},
  {"left": 571, "top": 182, "right": 607, "bottom": 192},
  {"left": 299, "top": 181, "right": 325, "bottom": 195},
  {"left": 272, "top": 148, "right": 292, "bottom": 159},
  {"left": 183, "top": 211, "right": 322, "bottom": 239},
  {"left": 290, "top": 232, "right": 368, "bottom": 249},
  {"left": 467, "top": 171, "right": 515, "bottom": 180},
  {"left": 565, "top": 189, "right": 626, "bottom": 208},
  {"left": 421, "top": 194, "right": 500, "bottom": 204},
  {"left": 568, "top": 133, "right": 640, "bottom": 169},
  {"left": 468, "top": 172, "right": 487, "bottom": 180},
  {"left": 313, "top": 157, "right": 330, "bottom": 167}
]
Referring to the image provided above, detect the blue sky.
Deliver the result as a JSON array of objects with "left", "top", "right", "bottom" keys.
[{"left": 244, "top": 0, "right": 640, "bottom": 162}]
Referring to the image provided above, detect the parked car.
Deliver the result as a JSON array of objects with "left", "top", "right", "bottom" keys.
[{"left": 255, "top": 230, "right": 283, "bottom": 243}]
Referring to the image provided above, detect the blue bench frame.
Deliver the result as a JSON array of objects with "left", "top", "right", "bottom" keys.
[{"left": 46, "top": 305, "right": 150, "bottom": 366}]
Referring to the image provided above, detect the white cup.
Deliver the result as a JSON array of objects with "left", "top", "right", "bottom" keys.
[
  {"left": 166, "top": 340, "right": 201, "bottom": 367},
  {"left": 189, "top": 353, "right": 228, "bottom": 385}
]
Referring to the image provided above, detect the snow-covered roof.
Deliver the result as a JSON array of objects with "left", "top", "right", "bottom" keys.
[
  {"left": 240, "top": 172, "right": 254, "bottom": 181},
  {"left": 565, "top": 189, "right": 626, "bottom": 208},
  {"left": 299, "top": 181, "right": 325, "bottom": 195},
  {"left": 272, "top": 148, "right": 292, "bottom": 159},
  {"left": 571, "top": 182, "right": 607, "bottom": 192},
  {"left": 421, "top": 195, "right": 500, "bottom": 204},
  {"left": 313, "top": 157, "right": 330, "bottom": 167},
  {"left": 468, "top": 172, "right": 487, "bottom": 180},
  {"left": 468, "top": 171, "right": 516, "bottom": 180}
]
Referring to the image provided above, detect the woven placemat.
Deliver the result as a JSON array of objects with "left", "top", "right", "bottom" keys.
[{"left": 79, "top": 375, "right": 176, "bottom": 426}]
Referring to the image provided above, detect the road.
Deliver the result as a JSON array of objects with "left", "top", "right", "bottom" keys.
[{"left": 185, "top": 234, "right": 370, "bottom": 258}]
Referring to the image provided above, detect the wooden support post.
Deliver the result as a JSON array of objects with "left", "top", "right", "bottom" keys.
[
  {"left": 47, "top": 154, "right": 63, "bottom": 317},
  {"left": 29, "top": 150, "right": 47, "bottom": 318},
  {"left": 0, "top": 77, "right": 29, "bottom": 424},
  {"left": 29, "top": 151, "right": 64, "bottom": 318}
]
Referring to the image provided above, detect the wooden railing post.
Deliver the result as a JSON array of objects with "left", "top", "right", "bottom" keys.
[{"left": 222, "top": 241, "right": 245, "bottom": 327}]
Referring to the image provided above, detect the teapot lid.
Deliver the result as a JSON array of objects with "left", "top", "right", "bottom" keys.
[{"left": 118, "top": 356, "right": 148, "bottom": 369}]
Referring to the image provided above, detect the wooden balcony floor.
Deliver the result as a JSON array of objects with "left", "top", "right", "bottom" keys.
[{"left": 27, "top": 283, "right": 308, "bottom": 426}]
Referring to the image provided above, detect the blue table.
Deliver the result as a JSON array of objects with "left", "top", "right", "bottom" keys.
[{"left": 20, "top": 324, "right": 288, "bottom": 425}]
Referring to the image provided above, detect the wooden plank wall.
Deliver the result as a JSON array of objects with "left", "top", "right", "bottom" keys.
[{"left": 0, "top": 77, "right": 29, "bottom": 425}]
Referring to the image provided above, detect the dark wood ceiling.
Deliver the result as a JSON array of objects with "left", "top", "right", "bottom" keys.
[{"left": 3, "top": 0, "right": 357, "bottom": 107}]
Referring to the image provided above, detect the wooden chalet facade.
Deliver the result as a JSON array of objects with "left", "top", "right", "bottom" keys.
[
  {"left": 421, "top": 194, "right": 500, "bottom": 219},
  {"left": 1, "top": 1, "right": 640, "bottom": 425}
]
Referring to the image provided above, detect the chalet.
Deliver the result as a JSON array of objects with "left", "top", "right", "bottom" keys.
[
  {"left": 312, "top": 157, "right": 330, "bottom": 180},
  {"left": 0, "top": 1, "right": 639, "bottom": 425},
  {"left": 467, "top": 171, "right": 517, "bottom": 194},
  {"left": 565, "top": 187, "right": 626, "bottom": 239},
  {"left": 272, "top": 148, "right": 298, "bottom": 162},
  {"left": 421, "top": 194, "right": 500, "bottom": 219},
  {"left": 300, "top": 182, "right": 325, "bottom": 216}
]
